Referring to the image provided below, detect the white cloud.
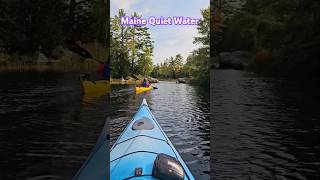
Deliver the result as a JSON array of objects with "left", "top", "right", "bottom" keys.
[
  {"left": 152, "top": 26, "right": 201, "bottom": 64},
  {"left": 141, "top": 8, "right": 151, "bottom": 16},
  {"left": 110, "top": 0, "right": 207, "bottom": 65},
  {"left": 111, "top": 0, "right": 141, "bottom": 11}
]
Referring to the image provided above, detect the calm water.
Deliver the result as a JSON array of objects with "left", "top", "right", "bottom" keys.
[
  {"left": 0, "top": 72, "right": 109, "bottom": 179},
  {"left": 109, "top": 82, "right": 210, "bottom": 180},
  {"left": 0, "top": 73, "right": 210, "bottom": 179},
  {"left": 3, "top": 70, "right": 317, "bottom": 180},
  {"left": 212, "top": 70, "right": 320, "bottom": 179}
]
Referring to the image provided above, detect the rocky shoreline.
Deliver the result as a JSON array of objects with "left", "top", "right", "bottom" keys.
[{"left": 214, "top": 51, "right": 253, "bottom": 70}]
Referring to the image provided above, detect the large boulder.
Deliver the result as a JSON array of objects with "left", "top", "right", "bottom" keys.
[
  {"left": 51, "top": 46, "right": 72, "bottom": 59},
  {"left": 36, "top": 52, "right": 49, "bottom": 64},
  {"left": 51, "top": 46, "right": 85, "bottom": 62},
  {"left": 218, "top": 51, "right": 253, "bottom": 70},
  {"left": 148, "top": 77, "right": 159, "bottom": 83},
  {"left": 177, "top": 78, "right": 187, "bottom": 83}
]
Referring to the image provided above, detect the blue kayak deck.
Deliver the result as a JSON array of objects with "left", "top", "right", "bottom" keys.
[
  {"left": 73, "top": 99, "right": 194, "bottom": 180},
  {"left": 110, "top": 100, "right": 194, "bottom": 180}
]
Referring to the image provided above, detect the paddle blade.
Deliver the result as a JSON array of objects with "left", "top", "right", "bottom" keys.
[{"left": 67, "top": 41, "right": 93, "bottom": 59}]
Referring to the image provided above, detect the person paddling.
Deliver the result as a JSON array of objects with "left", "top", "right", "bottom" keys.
[
  {"left": 67, "top": 40, "right": 110, "bottom": 80},
  {"left": 97, "top": 62, "right": 104, "bottom": 77},
  {"left": 97, "top": 61, "right": 110, "bottom": 80},
  {"left": 103, "top": 62, "right": 110, "bottom": 79},
  {"left": 141, "top": 78, "right": 150, "bottom": 87}
]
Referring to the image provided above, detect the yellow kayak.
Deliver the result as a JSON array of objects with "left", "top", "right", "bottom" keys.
[
  {"left": 81, "top": 80, "right": 110, "bottom": 94},
  {"left": 135, "top": 86, "right": 153, "bottom": 94}
]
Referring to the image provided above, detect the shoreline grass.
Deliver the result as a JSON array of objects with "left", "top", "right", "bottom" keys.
[{"left": 0, "top": 53, "right": 100, "bottom": 73}]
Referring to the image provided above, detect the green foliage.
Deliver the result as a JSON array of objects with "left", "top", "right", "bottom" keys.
[
  {"left": 194, "top": 8, "right": 210, "bottom": 47},
  {"left": 110, "top": 9, "right": 154, "bottom": 78},
  {"left": 110, "top": 9, "right": 130, "bottom": 77},
  {"left": 152, "top": 7, "right": 210, "bottom": 87},
  {"left": 189, "top": 7, "right": 210, "bottom": 86},
  {"left": 151, "top": 54, "right": 185, "bottom": 79},
  {"left": 220, "top": 0, "right": 320, "bottom": 76},
  {"left": 187, "top": 48, "right": 210, "bottom": 86},
  {"left": 0, "top": 0, "right": 107, "bottom": 56},
  {"left": 0, "top": 0, "right": 67, "bottom": 54}
]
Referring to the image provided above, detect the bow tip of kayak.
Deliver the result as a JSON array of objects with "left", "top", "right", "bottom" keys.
[{"left": 142, "top": 98, "right": 148, "bottom": 106}]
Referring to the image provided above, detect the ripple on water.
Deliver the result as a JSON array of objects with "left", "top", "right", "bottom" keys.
[
  {"left": 212, "top": 70, "right": 320, "bottom": 180},
  {"left": 0, "top": 72, "right": 109, "bottom": 179},
  {"left": 110, "top": 81, "right": 210, "bottom": 180}
]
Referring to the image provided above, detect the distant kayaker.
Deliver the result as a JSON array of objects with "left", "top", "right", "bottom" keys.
[
  {"left": 97, "top": 61, "right": 110, "bottom": 80},
  {"left": 141, "top": 78, "right": 150, "bottom": 87},
  {"left": 103, "top": 61, "right": 110, "bottom": 79}
]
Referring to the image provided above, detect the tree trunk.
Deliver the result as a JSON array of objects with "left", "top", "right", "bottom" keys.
[
  {"left": 69, "top": 0, "right": 76, "bottom": 41},
  {"left": 131, "top": 28, "right": 135, "bottom": 74}
]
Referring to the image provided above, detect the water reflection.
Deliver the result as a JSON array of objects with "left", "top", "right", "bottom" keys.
[
  {"left": 82, "top": 87, "right": 111, "bottom": 105},
  {"left": 0, "top": 72, "right": 109, "bottom": 179},
  {"left": 212, "top": 70, "right": 320, "bottom": 180},
  {"left": 110, "top": 81, "right": 210, "bottom": 179}
]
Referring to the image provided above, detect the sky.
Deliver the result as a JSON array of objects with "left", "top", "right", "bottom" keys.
[{"left": 110, "top": 0, "right": 209, "bottom": 64}]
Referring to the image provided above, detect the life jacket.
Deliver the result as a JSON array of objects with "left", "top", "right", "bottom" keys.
[
  {"left": 142, "top": 81, "right": 147, "bottom": 87},
  {"left": 97, "top": 64, "right": 104, "bottom": 76},
  {"left": 103, "top": 64, "right": 110, "bottom": 78}
]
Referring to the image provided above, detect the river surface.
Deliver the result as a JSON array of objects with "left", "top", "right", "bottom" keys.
[
  {"left": 109, "top": 82, "right": 210, "bottom": 179},
  {"left": 211, "top": 69, "right": 320, "bottom": 180},
  {"left": 0, "top": 72, "right": 109, "bottom": 179},
  {"left": 0, "top": 72, "right": 210, "bottom": 179},
  {"left": 2, "top": 70, "right": 318, "bottom": 180}
]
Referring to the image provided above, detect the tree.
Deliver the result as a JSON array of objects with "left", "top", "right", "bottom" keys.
[
  {"left": 194, "top": 8, "right": 210, "bottom": 47},
  {"left": 110, "top": 9, "right": 131, "bottom": 78},
  {"left": 188, "top": 7, "right": 210, "bottom": 86},
  {"left": 168, "top": 54, "right": 183, "bottom": 79},
  {"left": 0, "top": 0, "right": 67, "bottom": 54},
  {"left": 110, "top": 9, "right": 154, "bottom": 77},
  {"left": 151, "top": 54, "right": 186, "bottom": 79},
  {"left": 185, "top": 47, "right": 209, "bottom": 86},
  {"left": 219, "top": 0, "right": 320, "bottom": 76},
  {"left": 0, "top": 0, "right": 108, "bottom": 56}
]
